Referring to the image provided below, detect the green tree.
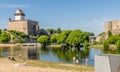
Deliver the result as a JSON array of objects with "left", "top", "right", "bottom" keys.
[
  {"left": 0, "top": 31, "right": 10, "bottom": 43},
  {"left": 56, "top": 28, "right": 61, "bottom": 34},
  {"left": 84, "top": 40, "right": 89, "bottom": 49},
  {"left": 108, "top": 30, "right": 112, "bottom": 38},
  {"left": 103, "top": 40, "right": 109, "bottom": 50},
  {"left": 87, "top": 32, "right": 94, "bottom": 36},
  {"left": 50, "top": 34, "right": 58, "bottom": 43},
  {"left": 108, "top": 35, "right": 120, "bottom": 44},
  {"left": 57, "top": 30, "right": 72, "bottom": 44},
  {"left": 46, "top": 29, "right": 56, "bottom": 35},
  {"left": 66, "top": 30, "right": 83, "bottom": 47},
  {"left": 0, "top": 29, "right": 2, "bottom": 34},
  {"left": 116, "top": 40, "right": 120, "bottom": 51},
  {"left": 37, "top": 35, "right": 49, "bottom": 46}
]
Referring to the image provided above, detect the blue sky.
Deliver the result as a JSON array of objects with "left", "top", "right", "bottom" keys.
[{"left": 0, "top": 0, "right": 120, "bottom": 35}]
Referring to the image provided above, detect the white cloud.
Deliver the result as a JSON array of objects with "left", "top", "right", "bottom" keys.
[{"left": 0, "top": 4, "right": 29, "bottom": 8}]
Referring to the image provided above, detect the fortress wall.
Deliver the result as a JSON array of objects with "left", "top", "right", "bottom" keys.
[
  {"left": 27, "top": 20, "right": 39, "bottom": 35},
  {"left": 112, "top": 20, "right": 120, "bottom": 31},
  {"left": 105, "top": 21, "right": 112, "bottom": 33},
  {"left": 8, "top": 20, "right": 28, "bottom": 34}
]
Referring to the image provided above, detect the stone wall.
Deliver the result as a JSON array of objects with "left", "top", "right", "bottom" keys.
[
  {"left": 105, "top": 20, "right": 120, "bottom": 35},
  {"left": 8, "top": 20, "right": 39, "bottom": 35}
]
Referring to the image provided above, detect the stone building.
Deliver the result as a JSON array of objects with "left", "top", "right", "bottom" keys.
[
  {"left": 8, "top": 9, "right": 39, "bottom": 36},
  {"left": 105, "top": 20, "right": 120, "bottom": 35}
]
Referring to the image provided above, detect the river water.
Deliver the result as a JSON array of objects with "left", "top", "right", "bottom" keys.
[{"left": 0, "top": 46, "right": 103, "bottom": 66}]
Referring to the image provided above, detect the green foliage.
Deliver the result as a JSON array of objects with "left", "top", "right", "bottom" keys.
[
  {"left": 9, "top": 30, "right": 28, "bottom": 38},
  {"left": 0, "top": 29, "right": 2, "bottom": 34},
  {"left": 38, "top": 29, "right": 49, "bottom": 36},
  {"left": 46, "top": 29, "right": 57, "bottom": 35},
  {"left": 57, "top": 30, "right": 72, "bottom": 44},
  {"left": 108, "top": 30, "right": 112, "bottom": 38},
  {"left": 116, "top": 40, "right": 120, "bottom": 51},
  {"left": 56, "top": 28, "right": 62, "bottom": 34},
  {"left": 50, "top": 34, "right": 58, "bottom": 43},
  {"left": 87, "top": 32, "right": 94, "bottom": 36},
  {"left": 66, "top": 30, "right": 89, "bottom": 47},
  {"left": 103, "top": 40, "right": 109, "bottom": 50},
  {"left": 37, "top": 35, "right": 49, "bottom": 45},
  {"left": 0, "top": 31, "right": 10, "bottom": 43},
  {"left": 8, "top": 30, "right": 29, "bottom": 43},
  {"left": 108, "top": 35, "right": 120, "bottom": 44},
  {"left": 84, "top": 40, "right": 89, "bottom": 49}
]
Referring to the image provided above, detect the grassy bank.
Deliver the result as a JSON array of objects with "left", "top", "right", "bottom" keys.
[
  {"left": 47, "top": 44, "right": 63, "bottom": 48},
  {"left": 89, "top": 45, "right": 103, "bottom": 49},
  {"left": 1, "top": 58, "right": 94, "bottom": 72},
  {"left": 26, "top": 60, "right": 94, "bottom": 71}
]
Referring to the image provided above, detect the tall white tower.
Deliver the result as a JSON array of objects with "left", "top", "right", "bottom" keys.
[{"left": 14, "top": 9, "right": 25, "bottom": 20}]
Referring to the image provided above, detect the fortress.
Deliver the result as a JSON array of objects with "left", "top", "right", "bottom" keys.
[
  {"left": 105, "top": 20, "right": 120, "bottom": 35},
  {"left": 96, "top": 20, "right": 120, "bottom": 42},
  {"left": 8, "top": 9, "right": 39, "bottom": 36}
]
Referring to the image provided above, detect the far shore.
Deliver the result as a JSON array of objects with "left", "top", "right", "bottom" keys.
[{"left": 0, "top": 43, "right": 20, "bottom": 47}]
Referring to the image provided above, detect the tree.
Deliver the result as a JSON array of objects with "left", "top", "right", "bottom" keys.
[
  {"left": 87, "top": 32, "right": 94, "bottom": 36},
  {"left": 57, "top": 30, "right": 72, "bottom": 44},
  {"left": 84, "top": 40, "right": 89, "bottom": 49},
  {"left": 66, "top": 30, "right": 83, "bottom": 47},
  {"left": 108, "top": 35, "right": 120, "bottom": 44},
  {"left": 50, "top": 34, "right": 58, "bottom": 43},
  {"left": 46, "top": 29, "right": 56, "bottom": 35},
  {"left": 108, "top": 30, "right": 112, "bottom": 38},
  {"left": 116, "top": 40, "right": 120, "bottom": 51},
  {"left": 0, "top": 31, "right": 10, "bottom": 43},
  {"left": 56, "top": 28, "right": 61, "bottom": 34},
  {"left": 37, "top": 35, "right": 49, "bottom": 46},
  {"left": 103, "top": 40, "right": 109, "bottom": 50}
]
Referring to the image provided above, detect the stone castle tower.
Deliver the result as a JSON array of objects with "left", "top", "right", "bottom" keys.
[
  {"left": 105, "top": 20, "right": 120, "bottom": 35},
  {"left": 8, "top": 9, "right": 39, "bottom": 36}
]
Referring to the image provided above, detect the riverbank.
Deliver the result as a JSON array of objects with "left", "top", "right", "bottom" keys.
[
  {"left": 0, "top": 58, "right": 94, "bottom": 72},
  {"left": 89, "top": 45, "right": 103, "bottom": 49},
  {"left": 0, "top": 43, "right": 20, "bottom": 47},
  {"left": 89, "top": 45, "right": 116, "bottom": 50}
]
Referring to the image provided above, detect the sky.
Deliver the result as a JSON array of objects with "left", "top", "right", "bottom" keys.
[{"left": 1, "top": 0, "right": 120, "bottom": 35}]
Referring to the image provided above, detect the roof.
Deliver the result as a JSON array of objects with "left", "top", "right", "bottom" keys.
[{"left": 14, "top": 9, "right": 25, "bottom": 16}]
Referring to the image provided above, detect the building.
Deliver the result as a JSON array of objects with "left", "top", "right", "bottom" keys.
[
  {"left": 89, "top": 36, "right": 96, "bottom": 45},
  {"left": 8, "top": 9, "right": 39, "bottom": 36},
  {"left": 95, "top": 54, "right": 120, "bottom": 72},
  {"left": 105, "top": 20, "right": 120, "bottom": 35}
]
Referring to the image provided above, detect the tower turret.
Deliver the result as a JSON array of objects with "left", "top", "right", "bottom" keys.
[{"left": 14, "top": 9, "right": 25, "bottom": 20}]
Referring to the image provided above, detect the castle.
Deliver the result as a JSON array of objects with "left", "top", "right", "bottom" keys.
[
  {"left": 8, "top": 9, "right": 39, "bottom": 36},
  {"left": 105, "top": 20, "right": 120, "bottom": 35},
  {"left": 96, "top": 20, "right": 120, "bottom": 42}
]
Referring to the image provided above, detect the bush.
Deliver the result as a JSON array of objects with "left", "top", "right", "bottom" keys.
[
  {"left": 108, "top": 35, "right": 120, "bottom": 44},
  {"left": 116, "top": 40, "right": 120, "bottom": 51},
  {"left": 103, "top": 40, "right": 109, "bottom": 50}
]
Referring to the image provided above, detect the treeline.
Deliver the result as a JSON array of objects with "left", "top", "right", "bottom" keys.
[
  {"left": 0, "top": 30, "right": 28, "bottom": 43},
  {"left": 97, "top": 31, "right": 120, "bottom": 52},
  {"left": 37, "top": 28, "right": 94, "bottom": 48}
]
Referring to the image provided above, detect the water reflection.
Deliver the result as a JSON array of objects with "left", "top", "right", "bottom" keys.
[
  {"left": 0, "top": 46, "right": 39, "bottom": 60},
  {"left": 0, "top": 46, "right": 103, "bottom": 66}
]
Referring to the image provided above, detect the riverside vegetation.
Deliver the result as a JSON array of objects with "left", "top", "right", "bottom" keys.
[{"left": 0, "top": 28, "right": 94, "bottom": 71}]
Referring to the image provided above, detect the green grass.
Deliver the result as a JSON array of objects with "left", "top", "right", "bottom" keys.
[
  {"left": 89, "top": 45, "right": 103, "bottom": 49},
  {"left": 10, "top": 58, "right": 94, "bottom": 72},
  {"left": 25, "top": 60, "right": 94, "bottom": 72}
]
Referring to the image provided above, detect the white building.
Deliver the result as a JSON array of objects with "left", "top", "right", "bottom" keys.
[{"left": 95, "top": 54, "right": 120, "bottom": 72}]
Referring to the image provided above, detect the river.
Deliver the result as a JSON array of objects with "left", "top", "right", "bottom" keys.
[{"left": 0, "top": 46, "right": 103, "bottom": 66}]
